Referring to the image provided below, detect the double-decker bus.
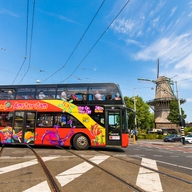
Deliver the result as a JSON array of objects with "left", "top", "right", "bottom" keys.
[{"left": 0, "top": 83, "right": 132, "bottom": 150}]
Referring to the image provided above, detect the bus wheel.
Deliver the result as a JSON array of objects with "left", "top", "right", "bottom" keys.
[{"left": 73, "top": 134, "right": 89, "bottom": 150}]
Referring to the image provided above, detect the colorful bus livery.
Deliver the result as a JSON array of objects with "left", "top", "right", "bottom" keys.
[{"left": 0, "top": 83, "right": 130, "bottom": 150}]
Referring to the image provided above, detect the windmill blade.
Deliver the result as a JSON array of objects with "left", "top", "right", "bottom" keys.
[
  {"left": 138, "top": 78, "right": 156, "bottom": 83},
  {"left": 157, "top": 59, "right": 159, "bottom": 79}
]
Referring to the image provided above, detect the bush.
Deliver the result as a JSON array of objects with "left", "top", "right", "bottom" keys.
[
  {"left": 138, "top": 135, "right": 146, "bottom": 139},
  {"left": 156, "top": 134, "right": 166, "bottom": 139},
  {"left": 145, "top": 134, "right": 157, "bottom": 139},
  {"left": 184, "top": 127, "right": 192, "bottom": 135}
]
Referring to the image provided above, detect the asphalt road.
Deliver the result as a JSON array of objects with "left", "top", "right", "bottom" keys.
[
  {"left": 0, "top": 141, "right": 192, "bottom": 192},
  {"left": 127, "top": 139, "right": 192, "bottom": 175}
]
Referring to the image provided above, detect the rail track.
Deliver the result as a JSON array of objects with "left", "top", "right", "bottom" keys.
[
  {"left": 1, "top": 145, "right": 192, "bottom": 192},
  {"left": 0, "top": 145, "right": 4, "bottom": 157},
  {"left": 63, "top": 146, "right": 192, "bottom": 192},
  {"left": 97, "top": 150, "right": 192, "bottom": 185},
  {"left": 26, "top": 145, "right": 61, "bottom": 192},
  {"left": 0, "top": 145, "right": 61, "bottom": 192},
  {"left": 64, "top": 148, "right": 144, "bottom": 192}
]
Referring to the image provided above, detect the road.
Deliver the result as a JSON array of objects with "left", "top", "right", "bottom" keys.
[
  {"left": 127, "top": 139, "right": 192, "bottom": 175},
  {"left": 0, "top": 140, "right": 192, "bottom": 192}
]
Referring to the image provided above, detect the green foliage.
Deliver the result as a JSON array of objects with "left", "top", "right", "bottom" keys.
[
  {"left": 145, "top": 134, "right": 157, "bottom": 139},
  {"left": 137, "top": 133, "right": 167, "bottom": 140},
  {"left": 156, "top": 134, "right": 166, "bottom": 139},
  {"left": 138, "top": 135, "right": 146, "bottom": 139},
  {"left": 124, "top": 96, "right": 155, "bottom": 130},
  {"left": 184, "top": 127, "right": 192, "bottom": 135},
  {"left": 167, "top": 99, "right": 187, "bottom": 125}
]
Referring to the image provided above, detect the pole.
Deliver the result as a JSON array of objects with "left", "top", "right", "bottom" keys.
[
  {"left": 175, "top": 81, "right": 185, "bottom": 145},
  {"left": 133, "top": 88, "right": 137, "bottom": 142}
]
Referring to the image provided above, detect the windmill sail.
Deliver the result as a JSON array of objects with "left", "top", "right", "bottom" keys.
[{"left": 157, "top": 59, "right": 159, "bottom": 79}]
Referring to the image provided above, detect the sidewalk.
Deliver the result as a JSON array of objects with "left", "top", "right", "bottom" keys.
[{"left": 130, "top": 139, "right": 192, "bottom": 148}]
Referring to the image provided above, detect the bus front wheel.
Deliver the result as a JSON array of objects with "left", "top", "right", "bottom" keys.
[{"left": 73, "top": 134, "right": 89, "bottom": 150}]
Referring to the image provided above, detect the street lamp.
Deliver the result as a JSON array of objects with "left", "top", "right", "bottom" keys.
[
  {"left": 175, "top": 81, "right": 185, "bottom": 145},
  {"left": 133, "top": 88, "right": 137, "bottom": 142}
]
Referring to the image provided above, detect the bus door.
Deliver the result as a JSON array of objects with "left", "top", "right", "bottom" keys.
[
  {"left": 13, "top": 111, "right": 37, "bottom": 144},
  {"left": 105, "top": 109, "right": 122, "bottom": 146}
]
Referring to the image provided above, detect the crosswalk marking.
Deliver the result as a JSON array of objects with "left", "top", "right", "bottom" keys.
[
  {"left": 56, "top": 155, "right": 109, "bottom": 187},
  {"left": 136, "top": 158, "right": 163, "bottom": 192},
  {"left": 23, "top": 181, "right": 51, "bottom": 192},
  {"left": 0, "top": 156, "right": 60, "bottom": 175},
  {"left": 0, "top": 154, "right": 164, "bottom": 191}
]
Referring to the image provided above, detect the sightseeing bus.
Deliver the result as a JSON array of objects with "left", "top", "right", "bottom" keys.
[{"left": 0, "top": 83, "right": 132, "bottom": 150}]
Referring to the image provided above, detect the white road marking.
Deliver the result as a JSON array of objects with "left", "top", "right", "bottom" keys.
[
  {"left": 56, "top": 155, "right": 109, "bottom": 187},
  {"left": 23, "top": 181, "right": 51, "bottom": 192},
  {"left": 186, "top": 155, "right": 192, "bottom": 158},
  {"left": 156, "top": 160, "right": 192, "bottom": 170},
  {"left": 153, "top": 155, "right": 163, "bottom": 157},
  {"left": 136, "top": 158, "right": 163, "bottom": 192},
  {"left": 113, "top": 154, "right": 127, "bottom": 157},
  {"left": 135, "top": 154, "right": 145, "bottom": 156},
  {"left": 0, "top": 156, "right": 60, "bottom": 175}
]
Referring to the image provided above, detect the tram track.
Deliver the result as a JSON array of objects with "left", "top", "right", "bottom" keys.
[
  {"left": 0, "top": 145, "right": 4, "bottom": 157},
  {"left": 63, "top": 148, "right": 144, "bottom": 192},
  {"left": 62, "top": 147, "right": 192, "bottom": 192},
  {"left": 97, "top": 150, "right": 192, "bottom": 185},
  {"left": 1, "top": 145, "right": 191, "bottom": 191},
  {"left": 26, "top": 145, "right": 61, "bottom": 192},
  {"left": 0, "top": 145, "right": 61, "bottom": 192}
]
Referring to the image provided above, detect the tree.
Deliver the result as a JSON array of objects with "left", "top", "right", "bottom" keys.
[
  {"left": 167, "top": 99, "right": 187, "bottom": 125},
  {"left": 124, "top": 96, "right": 155, "bottom": 130}
]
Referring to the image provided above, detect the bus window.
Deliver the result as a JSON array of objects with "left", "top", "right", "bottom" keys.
[
  {"left": 57, "top": 86, "right": 87, "bottom": 100},
  {"left": 37, "top": 113, "right": 54, "bottom": 127},
  {"left": 36, "top": 87, "right": 56, "bottom": 99},
  {"left": 0, "top": 112, "right": 13, "bottom": 127},
  {"left": 68, "top": 115, "right": 84, "bottom": 128},
  {"left": 0, "top": 89, "right": 16, "bottom": 99},
  {"left": 26, "top": 112, "right": 36, "bottom": 132},
  {"left": 90, "top": 113, "right": 105, "bottom": 126},
  {"left": 17, "top": 87, "right": 36, "bottom": 100},
  {"left": 54, "top": 113, "right": 66, "bottom": 127},
  {"left": 108, "top": 112, "right": 120, "bottom": 129},
  {"left": 54, "top": 113, "right": 84, "bottom": 128}
]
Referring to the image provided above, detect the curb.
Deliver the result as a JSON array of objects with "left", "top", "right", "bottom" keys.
[{"left": 130, "top": 140, "right": 192, "bottom": 148}]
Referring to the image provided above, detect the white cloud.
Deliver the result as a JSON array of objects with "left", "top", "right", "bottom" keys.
[
  {"left": 149, "top": 0, "right": 165, "bottom": 17},
  {"left": 134, "top": 34, "right": 192, "bottom": 65},
  {"left": 169, "top": 6, "right": 177, "bottom": 18},
  {"left": 42, "top": 11, "right": 81, "bottom": 25},
  {"left": 133, "top": 33, "right": 192, "bottom": 89},
  {"left": 111, "top": 18, "right": 135, "bottom": 34},
  {"left": 186, "top": 98, "right": 192, "bottom": 102},
  {"left": 175, "top": 53, "right": 192, "bottom": 71},
  {"left": 151, "top": 17, "right": 160, "bottom": 27},
  {"left": 188, "top": 12, "right": 192, "bottom": 17},
  {"left": 0, "top": 9, "right": 19, "bottom": 17},
  {"left": 126, "top": 39, "right": 140, "bottom": 46}
]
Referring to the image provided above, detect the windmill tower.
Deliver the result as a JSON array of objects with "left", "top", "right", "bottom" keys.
[{"left": 138, "top": 59, "right": 186, "bottom": 129}]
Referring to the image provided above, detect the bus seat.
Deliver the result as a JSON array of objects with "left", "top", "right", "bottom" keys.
[
  {"left": 48, "top": 95, "right": 54, "bottom": 99},
  {"left": 16, "top": 95, "right": 24, "bottom": 99},
  {"left": 27, "top": 95, "right": 33, "bottom": 99}
]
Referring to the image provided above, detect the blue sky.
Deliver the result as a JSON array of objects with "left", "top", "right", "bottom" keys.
[{"left": 0, "top": 0, "right": 192, "bottom": 122}]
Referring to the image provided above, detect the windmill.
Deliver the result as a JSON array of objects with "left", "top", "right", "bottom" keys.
[{"left": 138, "top": 59, "right": 185, "bottom": 130}]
